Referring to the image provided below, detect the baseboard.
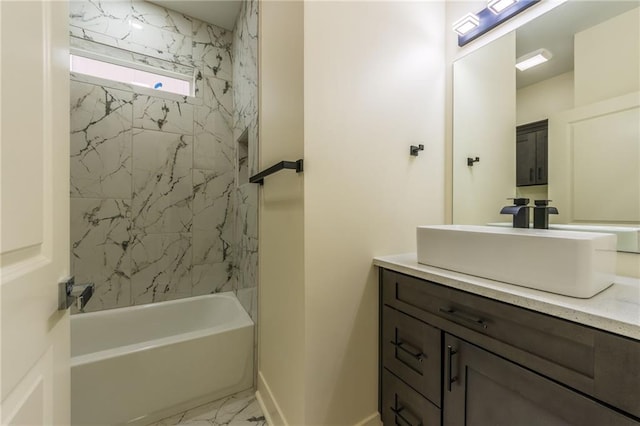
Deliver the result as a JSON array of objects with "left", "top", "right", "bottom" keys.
[
  {"left": 257, "top": 371, "right": 288, "bottom": 426},
  {"left": 255, "top": 390, "right": 273, "bottom": 426},
  {"left": 256, "top": 371, "right": 380, "bottom": 426},
  {"left": 353, "top": 411, "right": 382, "bottom": 426}
]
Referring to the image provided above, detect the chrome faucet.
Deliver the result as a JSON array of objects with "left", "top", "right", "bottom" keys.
[
  {"left": 500, "top": 198, "right": 530, "bottom": 228},
  {"left": 59, "top": 277, "right": 95, "bottom": 312}
]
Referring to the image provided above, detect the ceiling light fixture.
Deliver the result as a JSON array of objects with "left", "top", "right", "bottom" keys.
[
  {"left": 456, "top": 0, "right": 539, "bottom": 47},
  {"left": 516, "top": 48, "right": 553, "bottom": 71},
  {"left": 488, "top": 0, "right": 518, "bottom": 14},
  {"left": 453, "top": 13, "right": 480, "bottom": 36}
]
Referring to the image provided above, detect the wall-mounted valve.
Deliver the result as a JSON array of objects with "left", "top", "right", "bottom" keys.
[
  {"left": 59, "top": 276, "right": 95, "bottom": 312},
  {"left": 410, "top": 144, "right": 424, "bottom": 156}
]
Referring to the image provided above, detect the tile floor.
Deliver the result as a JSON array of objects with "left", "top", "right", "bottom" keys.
[{"left": 149, "top": 389, "right": 267, "bottom": 426}]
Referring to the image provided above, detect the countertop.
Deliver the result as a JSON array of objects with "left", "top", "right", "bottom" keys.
[{"left": 374, "top": 253, "right": 640, "bottom": 341}]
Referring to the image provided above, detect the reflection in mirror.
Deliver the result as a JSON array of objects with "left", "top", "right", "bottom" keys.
[{"left": 453, "top": 0, "right": 640, "bottom": 253}]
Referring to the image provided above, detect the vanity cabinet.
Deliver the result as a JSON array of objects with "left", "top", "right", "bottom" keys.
[
  {"left": 516, "top": 119, "right": 548, "bottom": 186},
  {"left": 379, "top": 268, "right": 640, "bottom": 425}
]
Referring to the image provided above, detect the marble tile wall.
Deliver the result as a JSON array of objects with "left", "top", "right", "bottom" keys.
[
  {"left": 69, "top": 0, "right": 242, "bottom": 313},
  {"left": 232, "top": 0, "right": 259, "bottom": 321}
]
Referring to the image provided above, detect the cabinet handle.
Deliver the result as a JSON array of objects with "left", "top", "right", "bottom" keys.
[
  {"left": 390, "top": 405, "right": 423, "bottom": 426},
  {"left": 447, "top": 345, "right": 458, "bottom": 392},
  {"left": 530, "top": 168, "right": 534, "bottom": 182},
  {"left": 390, "top": 340, "right": 426, "bottom": 363},
  {"left": 439, "top": 307, "right": 488, "bottom": 329},
  {"left": 537, "top": 167, "right": 542, "bottom": 180}
]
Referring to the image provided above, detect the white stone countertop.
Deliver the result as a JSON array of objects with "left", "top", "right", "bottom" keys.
[{"left": 374, "top": 253, "right": 640, "bottom": 341}]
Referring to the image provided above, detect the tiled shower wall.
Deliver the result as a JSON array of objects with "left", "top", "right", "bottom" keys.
[
  {"left": 232, "top": 0, "right": 259, "bottom": 320},
  {"left": 69, "top": 0, "right": 256, "bottom": 316}
]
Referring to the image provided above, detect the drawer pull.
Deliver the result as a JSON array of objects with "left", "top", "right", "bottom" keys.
[
  {"left": 390, "top": 405, "right": 423, "bottom": 426},
  {"left": 390, "top": 340, "right": 426, "bottom": 363},
  {"left": 439, "top": 307, "right": 488, "bottom": 330},
  {"left": 447, "top": 345, "right": 458, "bottom": 392}
]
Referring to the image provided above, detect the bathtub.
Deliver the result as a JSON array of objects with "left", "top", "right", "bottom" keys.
[{"left": 71, "top": 292, "right": 254, "bottom": 425}]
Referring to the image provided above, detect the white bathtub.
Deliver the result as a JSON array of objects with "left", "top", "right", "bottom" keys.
[{"left": 71, "top": 292, "right": 254, "bottom": 425}]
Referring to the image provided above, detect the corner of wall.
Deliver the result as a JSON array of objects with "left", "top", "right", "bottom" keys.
[{"left": 256, "top": 372, "right": 289, "bottom": 426}]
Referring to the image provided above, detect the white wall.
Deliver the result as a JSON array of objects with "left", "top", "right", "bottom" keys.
[
  {"left": 303, "top": 2, "right": 445, "bottom": 423},
  {"left": 452, "top": 33, "right": 516, "bottom": 225},
  {"left": 574, "top": 7, "right": 640, "bottom": 107},
  {"left": 258, "top": 1, "right": 446, "bottom": 424},
  {"left": 572, "top": 8, "right": 639, "bottom": 276},
  {"left": 517, "top": 71, "right": 574, "bottom": 125},
  {"left": 257, "top": 2, "right": 305, "bottom": 425}
]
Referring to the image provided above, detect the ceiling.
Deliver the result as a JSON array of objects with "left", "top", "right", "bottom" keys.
[
  {"left": 147, "top": 0, "right": 242, "bottom": 31},
  {"left": 515, "top": 1, "right": 639, "bottom": 89}
]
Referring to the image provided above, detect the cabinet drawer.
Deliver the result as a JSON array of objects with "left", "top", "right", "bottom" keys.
[
  {"left": 382, "top": 270, "right": 597, "bottom": 392},
  {"left": 381, "top": 369, "right": 440, "bottom": 426},
  {"left": 382, "top": 306, "right": 441, "bottom": 406}
]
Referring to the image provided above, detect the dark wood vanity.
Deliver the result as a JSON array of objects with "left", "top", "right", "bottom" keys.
[{"left": 379, "top": 268, "right": 640, "bottom": 425}]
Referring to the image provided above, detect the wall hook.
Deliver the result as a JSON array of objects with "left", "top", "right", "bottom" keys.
[
  {"left": 467, "top": 156, "right": 480, "bottom": 166},
  {"left": 410, "top": 144, "right": 424, "bottom": 156}
]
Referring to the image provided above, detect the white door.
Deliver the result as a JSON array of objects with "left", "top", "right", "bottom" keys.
[{"left": 0, "top": 0, "right": 71, "bottom": 424}]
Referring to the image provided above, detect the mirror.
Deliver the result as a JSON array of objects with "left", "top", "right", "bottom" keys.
[{"left": 453, "top": 0, "right": 640, "bottom": 252}]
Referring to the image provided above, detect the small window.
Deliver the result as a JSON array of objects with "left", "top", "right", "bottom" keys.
[{"left": 70, "top": 54, "right": 192, "bottom": 96}]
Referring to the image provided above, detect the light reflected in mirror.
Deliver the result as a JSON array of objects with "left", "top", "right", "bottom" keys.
[{"left": 452, "top": 0, "right": 640, "bottom": 253}]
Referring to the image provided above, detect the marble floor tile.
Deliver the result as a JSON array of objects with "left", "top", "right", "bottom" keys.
[{"left": 148, "top": 389, "right": 266, "bottom": 426}]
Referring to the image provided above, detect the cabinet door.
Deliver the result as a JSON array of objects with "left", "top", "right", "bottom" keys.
[
  {"left": 535, "top": 129, "right": 548, "bottom": 184},
  {"left": 516, "top": 132, "right": 536, "bottom": 186},
  {"left": 516, "top": 120, "right": 548, "bottom": 186},
  {"left": 443, "top": 334, "right": 638, "bottom": 426}
]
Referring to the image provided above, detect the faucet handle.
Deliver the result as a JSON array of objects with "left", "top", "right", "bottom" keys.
[
  {"left": 508, "top": 197, "right": 530, "bottom": 206},
  {"left": 534, "top": 199, "right": 553, "bottom": 206},
  {"left": 58, "top": 276, "right": 95, "bottom": 312}
]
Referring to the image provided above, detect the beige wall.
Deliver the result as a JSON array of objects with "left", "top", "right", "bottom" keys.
[
  {"left": 452, "top": 32, "right": 516, "bottom": 225},
  {"left": 574, "top": 7, "right": 640, "bottom": 107},
  {"left": 618, "top": 252, "right": 640, "bottom": 279},
  {"left": 572, "top": 8, "right": 640, "bottom": 277},
  {"left": 257, "top": 2, "right": 306, "bottom": 425},
  {"left": 303, "top": 2, "right": 445, "bottom": 423},
  {"left": 516, "top": 71, "right": 574, "bottom": 125},
  {"left": 258, "top": 1, "right": 446, "bottom": 424}
]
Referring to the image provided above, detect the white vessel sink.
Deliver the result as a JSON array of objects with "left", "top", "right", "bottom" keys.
[{"left": 417, "top": 225, "right": 617, "bottom": 298}]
